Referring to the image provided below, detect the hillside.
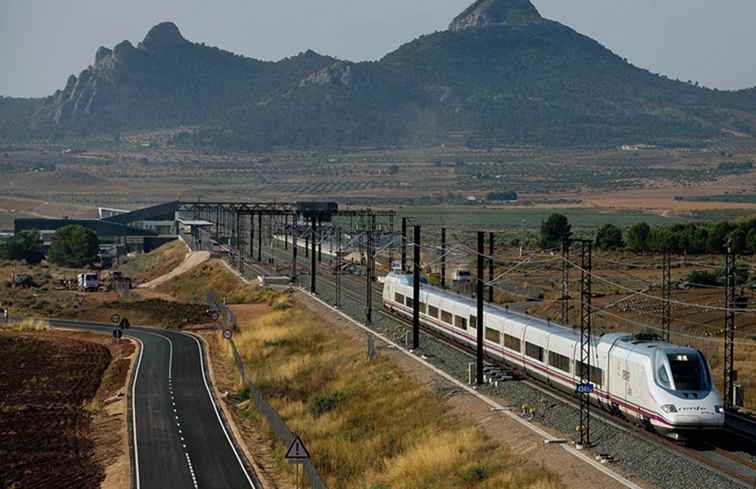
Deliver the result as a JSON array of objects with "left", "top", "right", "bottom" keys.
[{"left": 3, "top": 0, "right": 756, "bottom": 148}]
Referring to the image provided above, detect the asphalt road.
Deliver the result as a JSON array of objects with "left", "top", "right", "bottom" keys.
[{"left": 49, "top": 319, "right": 257, "bottom": 489}]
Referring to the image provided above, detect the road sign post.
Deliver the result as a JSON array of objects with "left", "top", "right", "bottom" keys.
[{"left": 285, "top": 435, "right": 310, "bottom": 489}]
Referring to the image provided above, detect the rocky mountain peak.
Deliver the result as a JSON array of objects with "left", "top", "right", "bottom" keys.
[
  {"left": 140, "top": 22, "right": 188, "bottom": 49},
  {"left": 449, "top": 0, "right": 543, "bottom": 31}
]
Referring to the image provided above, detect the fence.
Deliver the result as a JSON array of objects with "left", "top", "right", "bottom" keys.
[{"left": 206, "top": 289, "right": 329, "bottom": 489}]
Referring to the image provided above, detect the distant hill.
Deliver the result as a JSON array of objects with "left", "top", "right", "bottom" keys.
[{"left": 3, "top": 0, "right": 756, "bottom": 149}]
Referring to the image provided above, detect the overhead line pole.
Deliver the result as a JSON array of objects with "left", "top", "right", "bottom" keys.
[
  {"left": 662, "top": 251, "right": 672, "bottom": 342},
  {"left": 317, "top": 217, "right": 322, "bottom": 262},
  {"left": 310, "top": 217, "right": 317, "bottom": 294},
  {"left": 488, "top": 232, "right": 495, "bottom": 302},
  {"left": 257, "top": 213, "right": 262, "bottom": 262},
  {"left": 292, "top": 224, "right": 298, "bottom": 279},
  {"left": 578, "top": 239, "right": 593, "bottom": 449},
  {"left": 441, "top": 228, "right": 447, "bottom": 289},
  {"left": 401, "top": 217, "right": 408, "bottom": 272},
  {"left": 412, "top": 225, "right": 421, "bottom": 350},
  {"left": 336, "top": 226, "right": 342, "bottom": 308},
  {"left": 366, "top": 215, "right": 375, "bottom": 324},
  {"left": 561, "top": 239, "right": 570, "bottom": 325},
  {"left": 724, "top": 242, "right": 736, "bottom": 409},
  {"left": 477, "top": 231, "right": 485, "bottom": 385}
]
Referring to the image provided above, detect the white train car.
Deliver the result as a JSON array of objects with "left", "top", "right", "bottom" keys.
[{"left": 383, "top": 272, "right": 724, "bottom": 436}]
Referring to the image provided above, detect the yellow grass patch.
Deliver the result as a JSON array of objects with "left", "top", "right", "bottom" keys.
[{"left": 230, "top": 297, "right": 562, "bottom": 489}]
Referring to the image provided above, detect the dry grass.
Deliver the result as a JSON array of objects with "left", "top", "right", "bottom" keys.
[
  {"left": 228, "top": 296, "right": 562, "bottom": 489},
  {"left": 118, "top": 240, "right": 188, "bottom": 285},
  {"left": 10, "top": 318, "right": 50, "bottom": 331},
  {"left": 155, "top": 259, "right": 259, "bottom": 304}
]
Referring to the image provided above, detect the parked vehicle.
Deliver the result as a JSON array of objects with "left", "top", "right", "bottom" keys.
[{"left": 77, "top": 273, "right": 99, "bottom": 292}]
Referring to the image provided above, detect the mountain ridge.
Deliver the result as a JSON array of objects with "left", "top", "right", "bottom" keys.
[{"left": 2, "top": 0, "right": 756, "bottom": 148}]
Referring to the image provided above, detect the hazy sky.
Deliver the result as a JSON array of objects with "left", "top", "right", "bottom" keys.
[{"left": 2, "top": 0, "right": 755, "bottom": 97}]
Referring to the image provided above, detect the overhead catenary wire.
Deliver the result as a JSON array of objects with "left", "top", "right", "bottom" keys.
[{"left": 564, "top": 257, "right": 756, "bottom": 314}]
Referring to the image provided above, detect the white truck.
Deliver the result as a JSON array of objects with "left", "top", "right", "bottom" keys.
[{"left": 77, "top": 273, "right": 99, "bottom": 292}]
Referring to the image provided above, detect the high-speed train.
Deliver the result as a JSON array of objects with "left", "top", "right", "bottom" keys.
[{"left": 382, "top": 272, "right": 725, "bottom": 436}]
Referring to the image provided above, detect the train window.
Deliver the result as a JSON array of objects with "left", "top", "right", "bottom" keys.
[
  {"left": 548, "top": 352, "right": 570, "bottom": 373},
  {"left": 395, "top": 293, "right": 405, "bottom": 304},
  {"left": 428, "top": 305, "right": 439, "bottom": 318},
  {"left": 525, "top": 342, "right": 544, "bottom": 362},
  {"left": 657, "top": 366, "right": 671, "bottom": 388},
  {"left": 576, "top": 361, "right": 603, "bottom": 387},
  {"left": 485, "top": 327, "right": 501, "bottom": 344},
  {"left": 405, "top": 296, "right": 414, "bottom": 307},
  {"left": 419, "top": 302, "right": 427, "bottom": 314},
  {"left": 441, "top": 310, "right": 453, "bottom": 324},
  {"left": 667, "top": 353, "right": 704, "bottom": 391},
  {"left": 503, "top": 334, "right": 521, "bottom": 352},
  {"left": 469, "top": 315, "right": 477, "bottom": 329},
  {"left": 454, "top": 316, "right": 467, "bottom": 330}
]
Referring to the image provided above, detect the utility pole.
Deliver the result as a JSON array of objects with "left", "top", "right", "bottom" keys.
[
  {"left": 388, "top": 214, "right": 394, "bottom": 268},
  {"left": 336, "top": 226, "right": 342, "bottom": 308},
  {"left": 477, "top": 231, "right": 485, "bottom": 385},
  {"left": 441, "top": 227, "right": 447, "bottom": 289},
  {"left": 578, "top": 240, "right": 593, "bottom": 448},
  {"left": 249, "top": 214, "right": 255, "bottom": 260},
  {"left": 292, "top": 225, "right": 298, "bottom": 279},
  {"left": 561, "top": 239, "right": 570, "bottom": 325},
  {"left": 310, "top": 217, "right": 317, "bottom": 294},
  {"left": 412, "top": 225, "right": 421, "bottom": 349},
  {"left": 366, "top": 215, "right": 375, "bottom": 324},
  {"left": 317, "top": 217, "right": 322, "bottom": 262},
  {"left": 401, "top": 217, "right": 408, "bottom": 272},
  {"left": 662, "top": 251, "right": 672, "bottom": 342},
  {"left": 257, "top": 213, "right": 262, "bottom": 262},
  {"left": 724, "top": 242, "right": 736, "bottom": 409},
  {"left": 488, "top": 232, "right": 495, "bottom": 302},
  {"left": 284, "top": 214, "right": 288, "bottom": 250},
  {"left": 519, "top": 219, "right": 526, "bottom": 258}
]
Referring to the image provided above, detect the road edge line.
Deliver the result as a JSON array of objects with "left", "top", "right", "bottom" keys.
[
  {"left": 130, "top": 337, "right": 144, "bottom": 489},
  {"left": 181, "top": 332, "right": 259, "bottom": 489}
]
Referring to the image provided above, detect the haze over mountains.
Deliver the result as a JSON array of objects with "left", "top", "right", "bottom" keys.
[{"left": 2, "top": 0, "right": 756, "bottom": 149}]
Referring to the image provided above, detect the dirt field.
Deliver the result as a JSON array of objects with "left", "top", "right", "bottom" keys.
[{"left": 0, "top": 328, "right": 135, "bottom": 489}]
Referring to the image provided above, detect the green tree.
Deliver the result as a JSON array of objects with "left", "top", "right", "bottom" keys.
[
  {"left": 595, "top": 224, "right": 624, "bottom": 250},
  {"left": 626, "top": 222, "right": 650, "bottom": 253},
  {"left": 0, "top": 230, "right": 44, "bottom": 264},
  {"left": 48, "top": 225, "right": 100, "bottom": 268},
  {"left": 539, "top": 214, "right": 571, "bottom": 249},
  {"left": 746, "top": 228, "right": 756, "bottom": 254},
  {"left": 707, "top": 221, "right": 734, "bottom": 253}
]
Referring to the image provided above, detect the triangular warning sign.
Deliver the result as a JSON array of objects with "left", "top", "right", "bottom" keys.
[{"left": 285, "top": 436, "right": 310, "bottom": 461}]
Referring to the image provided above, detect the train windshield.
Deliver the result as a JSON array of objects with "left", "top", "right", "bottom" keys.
[{"left": 666, "top": 353, "right": 708, "bottom": 391}]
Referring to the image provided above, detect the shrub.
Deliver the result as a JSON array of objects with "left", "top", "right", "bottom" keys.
[
  {"left": 460, "top": 465, "right": 488, "bottom": 482},
  {"left": 539, "top": 213, "right": 571, "bottom": 249},
  {"left": 595, "top": 224, "right": 624, "bottom": 250},
  {"left": 48, "top": 225, "right": 99, "bottom": 267},
  {"left": 309, "top": 390, "right": 347, "bottom": 417},
  {"left": 686, "top": 270, "right": 720, "bottom": 287},
  {"left": 0, "top": 230, "right": 44, "bottom": 264}
]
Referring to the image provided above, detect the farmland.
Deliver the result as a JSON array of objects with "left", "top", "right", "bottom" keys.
[
  {"left": 1, "top": 140, "right": 756, "bottom": 220},
  {"left": 0, "top": 327, "right": 135, "bottom": 489}
]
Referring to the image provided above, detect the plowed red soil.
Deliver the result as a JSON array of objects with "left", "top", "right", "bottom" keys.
[{"left": 0, "top": 332, "right": 112, "bottom": 489}]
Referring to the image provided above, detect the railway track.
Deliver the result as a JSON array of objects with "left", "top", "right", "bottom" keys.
[{"left": 231, "top": 242, "right": 756, "bottom": 488}]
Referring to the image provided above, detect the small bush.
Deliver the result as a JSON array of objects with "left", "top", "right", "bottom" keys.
[
  {"left": 309, "top": 390, "right": 347, "bottom": 417},
  {"left": 460, "top": 465, "right": 488, "bottom": 483}
]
